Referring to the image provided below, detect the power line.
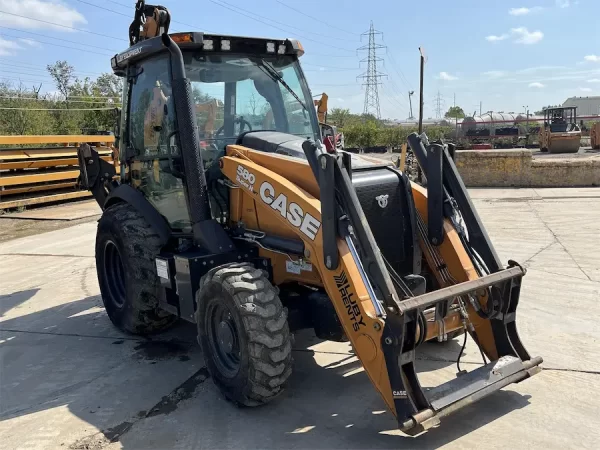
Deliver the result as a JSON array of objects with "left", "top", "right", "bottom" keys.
[
  {"left": 0, "top": 10, "right": 126, "bottom": 41},
  {"left": 381, "top": 83, "right": 406, "bottom": 110},
  {"left": 274, "top": 0, "right": 357, "bottom": 37},
  {"left": 302, "top": 63, "right": 359, "bottom": 70},
  {"left": 380, "top": 83, "right": 406, "bottom": 111},
  {"left": 386, "top": 76, "right": 408, "bottom": 103},
  {"left": 0, "top": 76, "right": 51, "bottom": 84},
  {"left": 103, "top": 0, "right": 131, "bottom": 9},
  {"left": 0, "top": 32, "right": 114, "bottom": 56},
  {"left": 385, "top": 50, "right": 413, "bottom": 91},
  {"left": 210, "top": 0, "right": 350, "bottom": 42},
  {"left": 73, "top": 0, "right": 131, "bottom": 18},
  {"left": 90, "top": 0, "right": 215, "bottom": 33},
  {"left": 0, "top": 26, "right": 121, "bottom": 52},
  {"left": 1, "top": 62, "right": 106, "bottom": 77},
  {"left": 309, "top": 83, "right": 359, "bottom": 87},
  {"left": 209, "top": 0, "right": 356, "bottom": 53},
  {"left": 357, "top": 21, "right": 386, "bottom": 119},
  {"left": 0, "top": 107, "right": 116, "bottom": 111},
  {"left": 0, "top": 96, "right": 120, "bottom": 104}
]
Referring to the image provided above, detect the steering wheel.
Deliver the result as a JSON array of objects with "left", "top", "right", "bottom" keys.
[{"left": 215, "top": 116, "right": 253, "bottom": 139}]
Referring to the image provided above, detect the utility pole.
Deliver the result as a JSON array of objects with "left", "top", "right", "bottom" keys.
[
  {"left": 357, "top": 22, "right": 386, "bottom": 119},
  {"left": 408, "top": 90, "right": 415, "bottom": 120},
  {"left": 480, "top": 100, "right": 482, "bottom": 116},
  {"left": 418, "top": 47, "right": 425, "bottom": 134},
  {"left": 523, "top": 105, "right": 529, "bottom": 147}
]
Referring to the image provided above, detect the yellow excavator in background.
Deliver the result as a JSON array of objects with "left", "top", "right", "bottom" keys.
[
  {"left": 314, "top": 92, "right": 328, "bottom": 123},
  {"left": 314, "top": 92, "right": 344, "bottom": 151}
]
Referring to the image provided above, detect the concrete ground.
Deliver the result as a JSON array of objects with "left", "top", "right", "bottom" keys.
[{"left": 1, "top": 189, "right": 600, "bottom": 449}]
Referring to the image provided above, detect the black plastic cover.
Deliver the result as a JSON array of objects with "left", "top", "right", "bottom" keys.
[{"left": 238, "top": 131, "right": 308, "bottom": 159}]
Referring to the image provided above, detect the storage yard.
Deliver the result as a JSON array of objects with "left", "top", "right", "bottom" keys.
[
  {"left": 1, "top": 189, "right": 600, "bottom": 449},
  {"left": 3, "top": 1, "right": 600, "bottom": 449}
]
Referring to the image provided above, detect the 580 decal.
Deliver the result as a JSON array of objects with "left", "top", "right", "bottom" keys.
[{"left": 236, "top": 165, "right": 256, "bottom": 191}]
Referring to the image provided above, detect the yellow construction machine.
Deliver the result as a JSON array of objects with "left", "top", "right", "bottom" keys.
[
  {"left": 539, "top": 106, "right": 581, "bottom": 153},
  {"left": 76, "top": 1, "right": 542, "bottom": 436}
]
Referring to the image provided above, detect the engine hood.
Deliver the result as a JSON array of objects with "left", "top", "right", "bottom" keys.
[{"left": 237, "top": 131, "right": 392, "bottom": 169}]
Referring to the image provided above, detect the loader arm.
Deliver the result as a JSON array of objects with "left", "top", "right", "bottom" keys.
[
  {"left": 220, "top": 152, "right": 398, "bottom": 415},
  {"left": 220, "top": 141, "right": 542, "bottom": 435}
]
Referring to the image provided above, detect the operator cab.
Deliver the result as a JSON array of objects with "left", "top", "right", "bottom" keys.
[
  {"left": 543, "top": 106, "right": 579, "bottom": 133},
  {"left": 112, "top": 32, "right": 320, "bottom": 231}
]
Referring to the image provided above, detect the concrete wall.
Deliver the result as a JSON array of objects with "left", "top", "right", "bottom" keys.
[{"left": 454, "top": 149, "right": 600, "bottom": 187}]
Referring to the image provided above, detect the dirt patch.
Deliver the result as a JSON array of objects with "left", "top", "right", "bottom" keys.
[
  {"left": 68, "top": 368, "right": 209, "bottom": 449},
  {"left": 133, "top": 339, "right": 193, "bottom": 361},
  {"left": 0, "top": 215, "right": 99, "bottom": 243}
]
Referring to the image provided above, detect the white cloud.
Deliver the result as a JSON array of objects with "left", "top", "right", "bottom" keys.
[
  {"left": 482, "top": 70, "right": 507, "bottom": 78},
  {"left": 0, "top": 37, "right": 20, "bottom": 56},
  {"left": 437, "top": 71, "right": 458, "bottom": 81},
  {"left": 509, "top": 6, "right": 543, "bottom": 15},
  {"left": 579, "top": 87, "right": 592, "bottom": 92},
  {"left": 0, "top": 0, "right": 87, "bottom": 31},
  {"left": 486, "top": 34, "right": 509, "bottom": 42},
  {"left": 486, "top": 27, "right": 543, "bottom": 45},
  {"left": 511, "top": 27, "right": 544, "bottom": 44},
  {"left": 556, "top": 0, "right": 570, "bottom": 8},
  {"left": 584, "top": 55, "right": 600, "bottom": 62},
  {"left": 18, "top": 38, "right": 41, "bottom": 48},
  {"left": 528, "top": 82, "right": 545, "bottom": 88},
  {"left": 587, "top": 78, "right": 600, "bottom": 83}
]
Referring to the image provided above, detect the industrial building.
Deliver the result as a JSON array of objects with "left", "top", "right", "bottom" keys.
[{"left": 562, "top": 96, "right": 600, "bottom": 116}]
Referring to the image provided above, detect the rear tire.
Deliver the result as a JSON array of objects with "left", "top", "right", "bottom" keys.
[
  {"left": 196, "top": 262, "right": 292, "bottom": 406},
  {"left": 95, "top": 202, "right": 176, "bottom": 335}
]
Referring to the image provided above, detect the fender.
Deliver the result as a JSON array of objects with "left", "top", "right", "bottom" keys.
[{"left": 105, "top": 184, "right": 172, "bottom": 246}]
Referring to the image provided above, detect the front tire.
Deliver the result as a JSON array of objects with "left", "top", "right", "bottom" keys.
[
  {"left": 196, "top": 263, "right": 293, "bottom": 406},
  {"left": 95, "top": 203, "right": 176, "bottom": 335}
]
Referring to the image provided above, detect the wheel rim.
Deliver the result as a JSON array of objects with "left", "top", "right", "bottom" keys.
[
  {"left": 103, "top": 240, "right": 126, "bottom": 309},
  {"left": 206, "top": 301, "right": 241, "bottom": 378}
]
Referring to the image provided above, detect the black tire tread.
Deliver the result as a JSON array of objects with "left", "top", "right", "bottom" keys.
[
  {"left": 197, "top": 262, "right": 292, "bottom": 406},
  {"left": 96, "top": 202, "right": 176, "bottom": 334}
]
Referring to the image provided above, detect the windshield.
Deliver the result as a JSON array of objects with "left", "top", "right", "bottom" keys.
[{"left": 182, "top": 52, "right": 320, "bottom": 147}]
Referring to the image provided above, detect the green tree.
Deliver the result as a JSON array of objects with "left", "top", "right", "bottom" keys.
[
  {"left": 344, "top": 120, "right": 382, "bottom": 148},
  {"left": 47, "top": 61, "right": 75, "bottom": 101},
  {"left": 444, "top": 106, "right": 465, "bottom": 119},
  {"left": 328, "top": 108, "right": 350, "bottom": 128}
]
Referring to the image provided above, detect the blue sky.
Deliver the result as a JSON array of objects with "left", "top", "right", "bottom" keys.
[{"left": 1, "top": 0, "right": 599, "bottom": 119}]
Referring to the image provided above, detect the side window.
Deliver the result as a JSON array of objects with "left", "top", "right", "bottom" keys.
[
  {"left": 128, "top": 55, "right": 190, "bottom": 232},
  {"left": 129, "top": 55, "right": 178, "bottom": 157}
]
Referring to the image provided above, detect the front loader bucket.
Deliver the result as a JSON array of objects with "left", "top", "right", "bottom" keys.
[
  {"left": 371, "top": 133, "right": 544, "bottom": 435},
  {"left": 381, "top": 263, "right": 542, "bottom": 435},
  {"left": 300, "top": 134, "right": 541, "bottom": 436}
]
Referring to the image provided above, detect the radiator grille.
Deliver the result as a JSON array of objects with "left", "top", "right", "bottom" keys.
[{"left": 352, "top": 168, "right": 416, "bottom": 276}]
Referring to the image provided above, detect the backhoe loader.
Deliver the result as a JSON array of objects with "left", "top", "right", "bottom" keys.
[{"left": 76, "top": 1, "right": 542, "bottom": 435}]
